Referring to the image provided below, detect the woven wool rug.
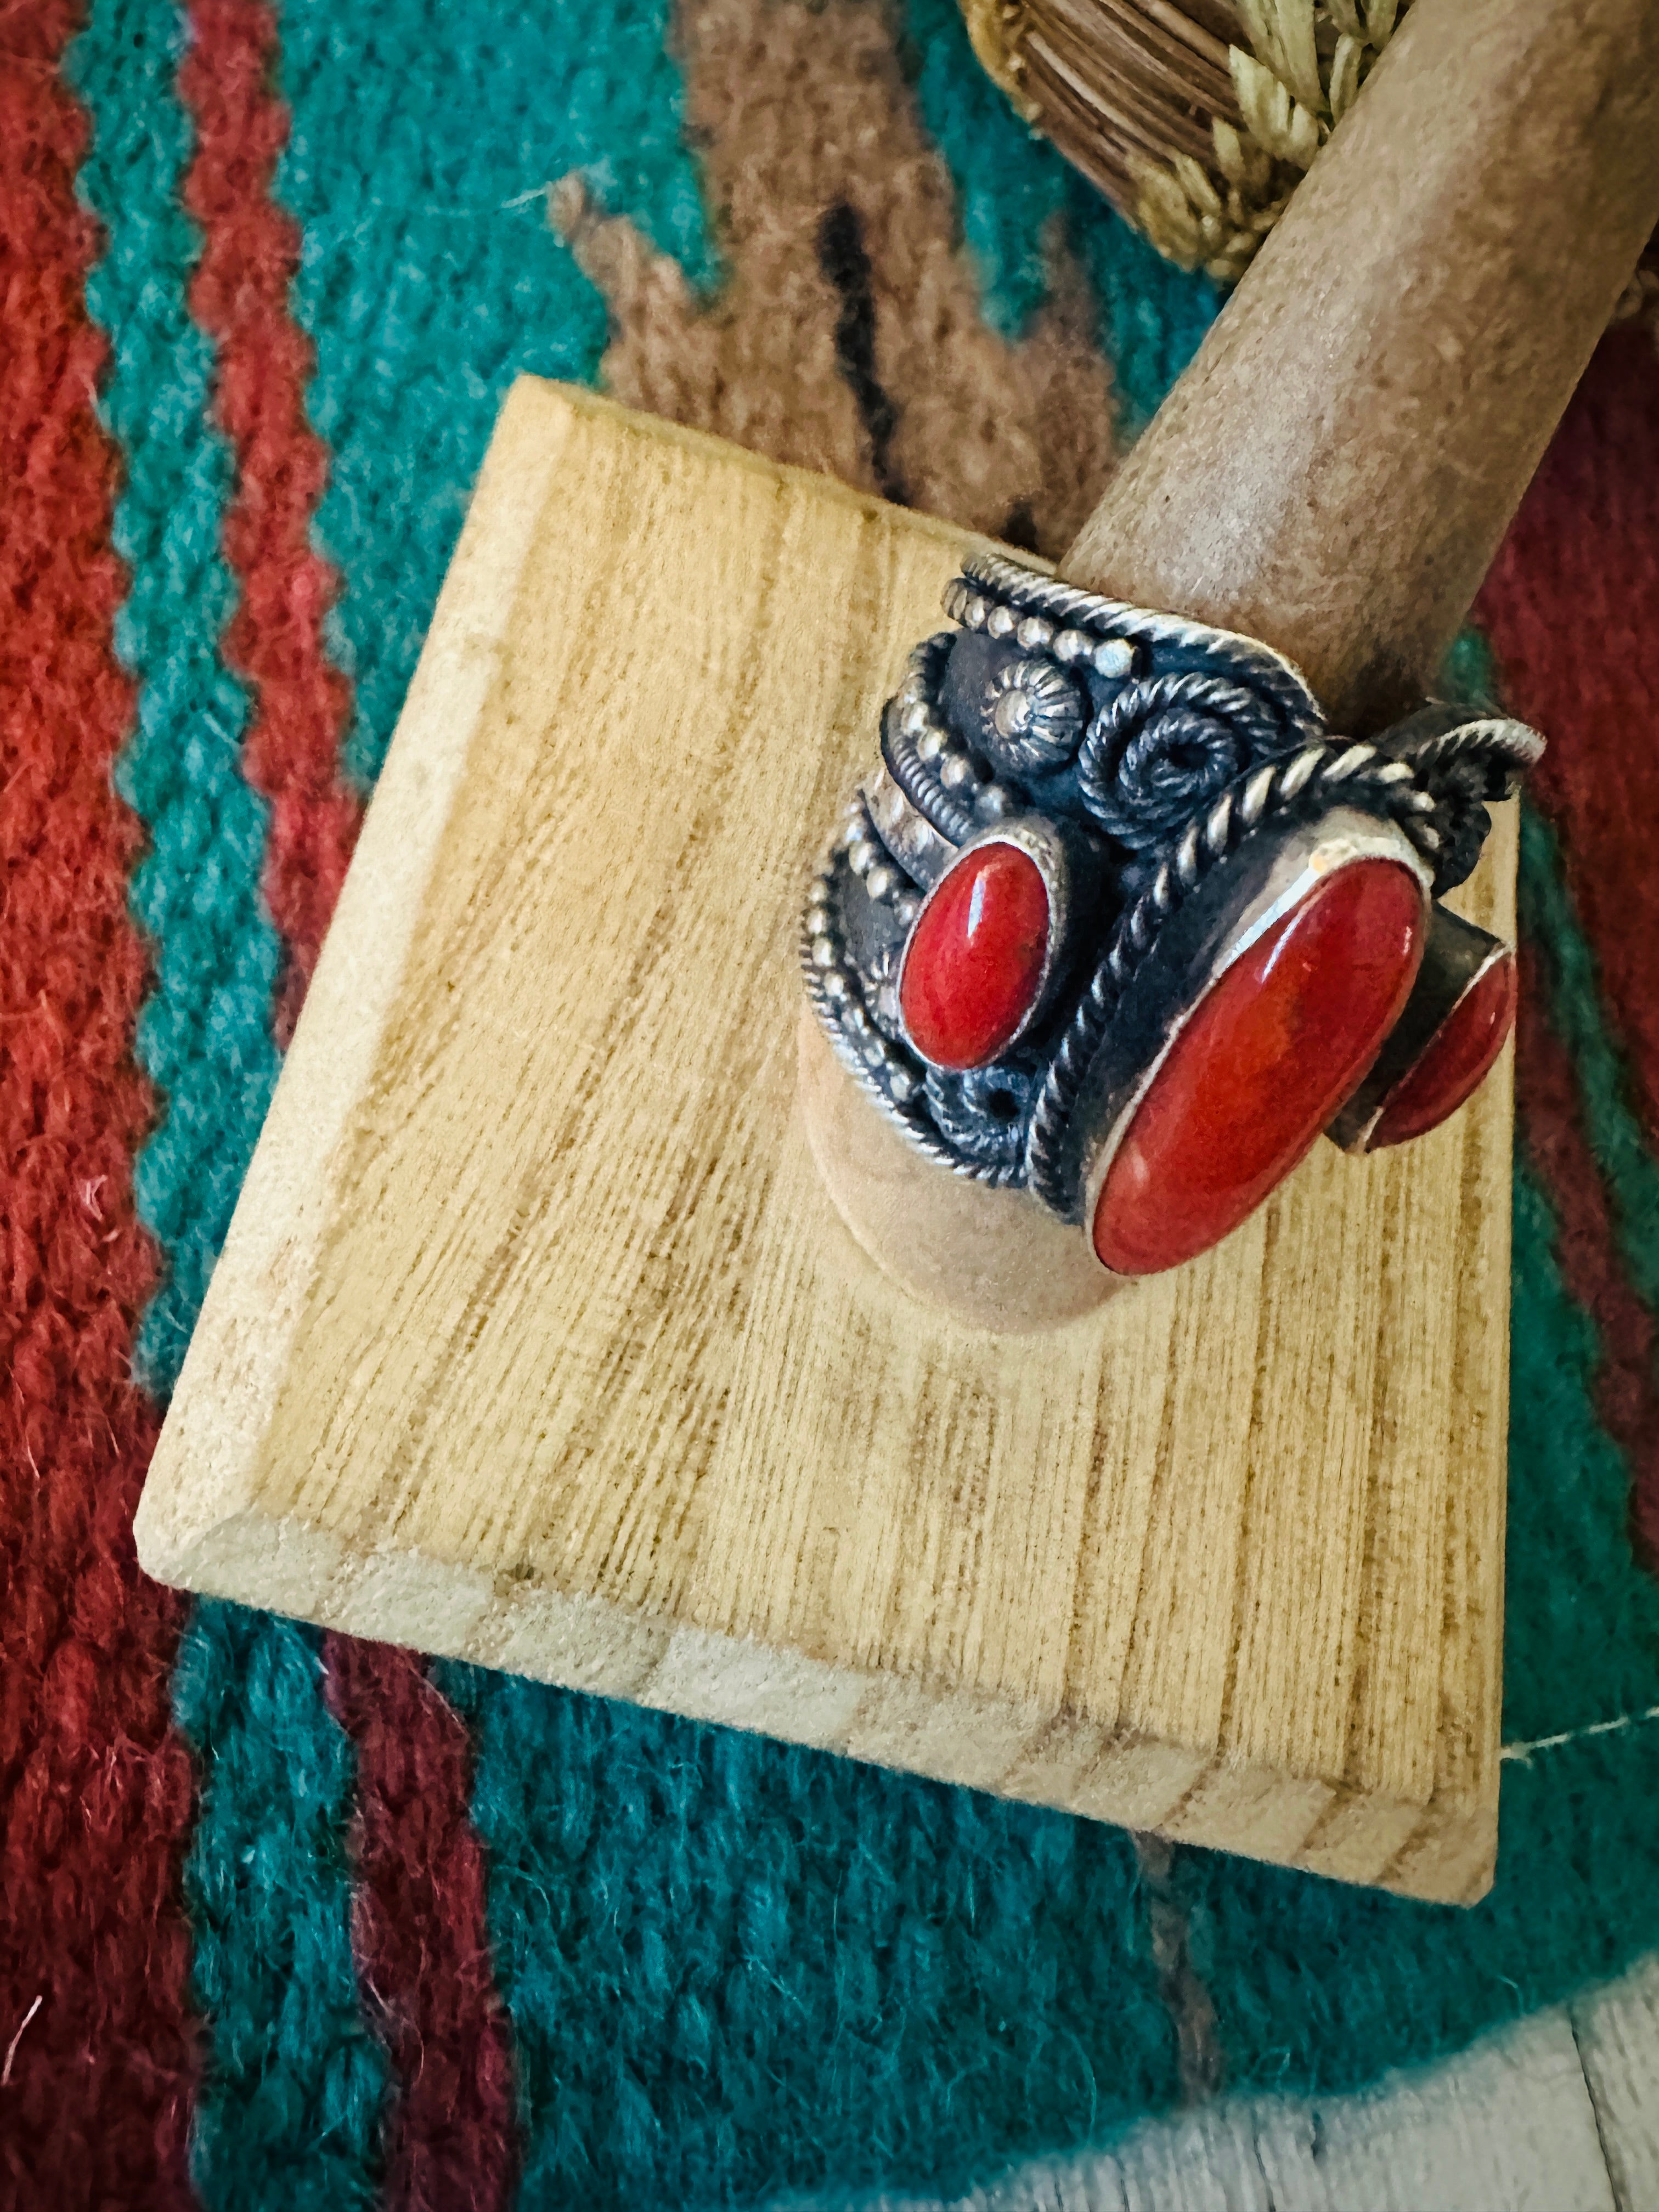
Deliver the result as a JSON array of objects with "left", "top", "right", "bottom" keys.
[{"left": 5, "top": 0, "right": 1659, "bottom": 2204}]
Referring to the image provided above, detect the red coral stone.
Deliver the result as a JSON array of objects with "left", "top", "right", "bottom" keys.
[
  {"left": 1367, "top": 949, "right": 1517, "bottom": 1150},
  {"left": 901, "top": 842, "right": 1051, "bottom": 1069},
  {"left": 1093, "top": 859, "right": 1426, "bottom": 1275}
]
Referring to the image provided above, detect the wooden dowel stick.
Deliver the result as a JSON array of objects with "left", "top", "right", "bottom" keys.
[
  {"left": 807, "top": 0, "right": 1659, "bottom": 1328},
  {"left": 1062, "top": 0, "right": 1659, "bottom": 731}
]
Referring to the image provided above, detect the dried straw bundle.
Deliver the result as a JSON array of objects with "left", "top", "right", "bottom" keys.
[{"left": 961, "top": 0, "right": 1406, "bottom": 283}]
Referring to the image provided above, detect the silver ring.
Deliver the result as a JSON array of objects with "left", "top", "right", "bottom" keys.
[{"left": 803, "top": 552, "right": 1543, "bottom": 1271}]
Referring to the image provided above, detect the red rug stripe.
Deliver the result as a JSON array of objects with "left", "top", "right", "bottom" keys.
[
  {"left": 177, "top": 11, "right": 517, "bottom": 2203},
  {"left": 179, "top": 0, "right": 360, "bottom": 1049},
  {"left": 1514, "top": 944, "right": 1659, "bottom": 1575},
  {"left": 0, "top": 4, "right": 199, "bottom": 2202},
  {"left": 322, "top": 1638, "right": 518, "bottom": 2212},
  {"left": 1479, "top": 330, "right": 1659, "bottom": 1141}
]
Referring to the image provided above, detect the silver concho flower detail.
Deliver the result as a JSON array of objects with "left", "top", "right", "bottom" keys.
[{"left": 979, "top": 656, "right": 1086, "bottom": 775}]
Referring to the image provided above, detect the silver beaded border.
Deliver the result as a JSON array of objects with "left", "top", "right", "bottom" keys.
[
  {"left": 801, "top": 817, "right": 1025, "bottom": 1183},
  {"left": 882, "top": 640, "right": 1018, "bottom": 848},
  {"left": 948, "top": 550, "right": 1324, "bottom": 747},
  {"left": 803, "top": 552, "right": 1545, "bottom": 1217}
]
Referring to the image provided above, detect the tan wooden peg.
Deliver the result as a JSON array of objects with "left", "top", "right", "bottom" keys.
[{"left": 804, "top": 0, "right": 1659, "bottom": 1331}]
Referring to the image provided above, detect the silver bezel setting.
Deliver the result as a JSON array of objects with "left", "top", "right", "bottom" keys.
[
  {"left": 1077, "top": 808, "right": 1433, "bottom": 1271},
  {"left": 1327, "top": 909, "right": 1513, "bottom": 1155},
  {"left": 895, "top": 814, "right": 1075, "bottom": 1070},
  {"left": 800, "top": 549, "right": 1542, "bottom": 1245}
]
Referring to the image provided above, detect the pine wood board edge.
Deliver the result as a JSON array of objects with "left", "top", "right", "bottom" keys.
[
  {"left": 137, "top": 1498, "right": 1496, "bottom": 1905},
  {"left": 134, "top": 381, "right": 1508, "bottom": 1909}
]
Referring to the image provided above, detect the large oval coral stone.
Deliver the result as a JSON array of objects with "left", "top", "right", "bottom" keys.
[
  {"left": 1093, "top": 860, "right": 1425, "bottom": 1276},
  {"left": 901, "top": 842, "right": 1050, "bottom": 1069},
  {"left": 1367, "top": 949, "right": 1516, "bottom": 1150}
]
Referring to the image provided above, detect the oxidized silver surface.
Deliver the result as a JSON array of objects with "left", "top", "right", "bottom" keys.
[
  {"left": 800, "top": 549, "right": 1544, "bottom": 1224},
  {"left": 1327, "top": 905, "right": 1514, "bottom": 1155}
]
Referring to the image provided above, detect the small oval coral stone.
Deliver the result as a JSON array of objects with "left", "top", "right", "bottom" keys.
[
  {"left": 1367, "top": 949, "right": 1517, "bottom": 1150},
  {"left": 1093, "top": 860, "right": 1425, "bottom": 1276},
  {"left": 901, "top": 842, "right": 1050, "bottom": 1069}
]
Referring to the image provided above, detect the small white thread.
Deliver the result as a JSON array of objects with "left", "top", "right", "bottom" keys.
[
  {"left": 1500, "top": 1701, "right": 1659, "bottom": 1764},
  {"left": 2, "top": 1996, "right": 42, "bottom": 2089}
]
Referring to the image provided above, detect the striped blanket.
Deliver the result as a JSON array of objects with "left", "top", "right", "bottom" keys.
[{"left": 5, "top": 0, "right": 1659, "bottom": 2203}]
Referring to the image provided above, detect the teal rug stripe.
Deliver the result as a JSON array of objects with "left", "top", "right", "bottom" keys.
[
  {"left": 80, "top": 0, "right": 1654, "bottom": 2191},
  {"left": 1063, "top": 177, "right": 1218, "bottom": 440},
  {"left": 902, "top": 0, "right": 1064, "bottom": 337},
  {"left": 1440, "top": 623, "right": 1502, "bottom": 709},
  {"left": 1504, "top": 1119, "right": 1659, "bottom": 1743},
  {"left": 1519, "top": 803, "right": 1659, "bottom": 1325},
  {"left": 72, "top": 5, "right": 388, "bottom": 2205},
  {"left": 172, "top": 1602, "right": 391, "bottom": 2211},
  {"left": 273, "top": 0, "right": 717, "bottom": 794},
  {"left": 70, "top": 0, "right": 282, "bottom": 1400},
  {"left": 433, "top": 1663, "right": 1180, "bottom": 2211},
  {"left": 901, "top": 0, "right": 1218, "bottom": 427},
  {"left": 1188, "top": 1150, "right": 1659, "bottom": 2100},
  {"left": 1427, "top": 627, "right": 1659, "bottom": 1283},
  {"left": 1445, "top": 654, "right": 1659, "bottom": 1733}
]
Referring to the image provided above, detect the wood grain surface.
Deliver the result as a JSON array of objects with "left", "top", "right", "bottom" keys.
[
  {"left": 812, "top": 0, "right": 1657, "bottom": 1329},
  {"left": 136, "top": 381, "right": 1513, "bottom": 1900}
]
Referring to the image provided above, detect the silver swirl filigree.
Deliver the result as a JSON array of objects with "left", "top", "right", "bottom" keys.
[
  {"left": 1076, "top": 671, "right": 1288, "bottom": 849},
  {"left": 1020, "top": 724, "right": 1539, "bottom": 1211},
  {"left": 803, "top": 552, "right": 1544, "bottom": 1218}
]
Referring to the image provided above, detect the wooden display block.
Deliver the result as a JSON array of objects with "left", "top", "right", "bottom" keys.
[{"left": 136, "top": 380, "right": 1512, "bottom": 1903}]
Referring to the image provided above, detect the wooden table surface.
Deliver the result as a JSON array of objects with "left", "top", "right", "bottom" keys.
[{"left": 822, "top": 1948, "right": 1659, "bottom": 2211}]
